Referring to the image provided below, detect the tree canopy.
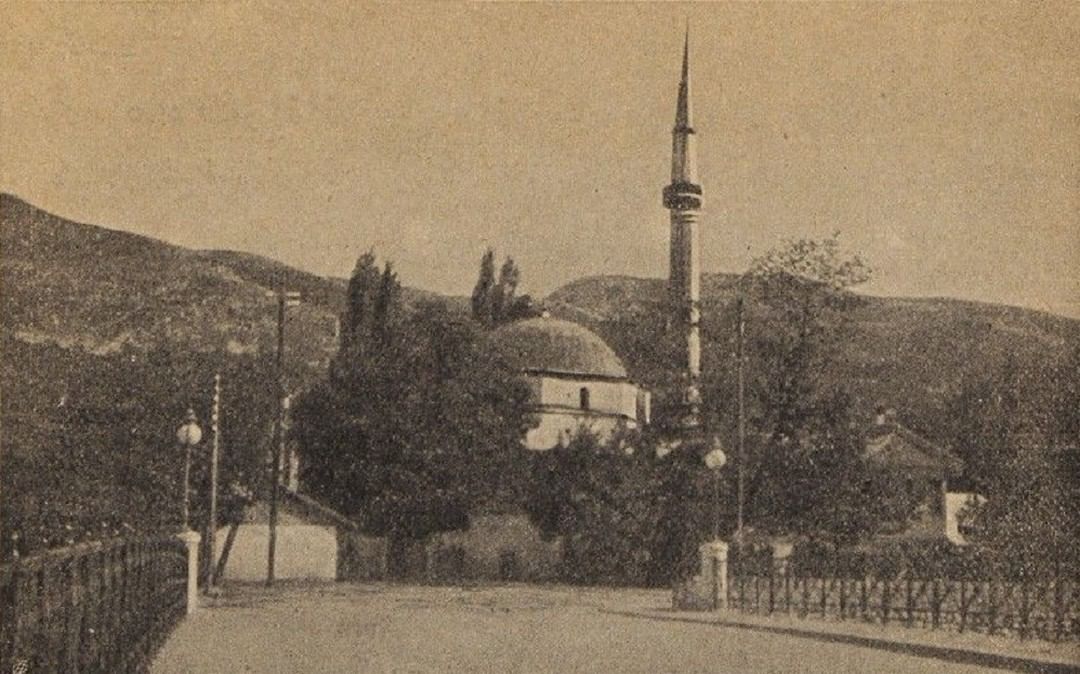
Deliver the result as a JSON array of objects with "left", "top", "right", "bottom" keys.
[
  {"left": 470, "top": 248, "right": 539, "bottom": 327},
  {"left": 296, "top": 255, "right": 532, "bottom": 540}
]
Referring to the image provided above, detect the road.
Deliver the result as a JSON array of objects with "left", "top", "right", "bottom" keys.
[{"left": 151, "top": 582, "right": 1037, "bottom": 673}]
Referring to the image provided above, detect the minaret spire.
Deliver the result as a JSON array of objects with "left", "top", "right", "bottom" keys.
[
  {"left": 662, "top": 27, "right": 704, "bottom": 431},
  {"left": 675, "top": 26, "right": 692, "bottom": 132}
]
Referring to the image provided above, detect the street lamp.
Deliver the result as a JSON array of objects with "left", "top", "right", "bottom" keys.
[
  {"left": 703, "top": 436, "right": 727, "bottom": 541},
  {"left": 703, "top": 436, "right": 727, "bottom": 611},
  {"left": 176, "top": 408, "right": 203, "bottom": 531}
]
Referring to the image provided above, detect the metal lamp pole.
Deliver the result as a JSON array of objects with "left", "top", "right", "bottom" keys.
[
  {"left": 206, "top": 374, "right": 222, "bottom": 589},
  {"left": 267, "top": 287, "right": 299, "bottom": 587},
  {"left": 176, "top": 409, "right": 203, "bottom": 531},
  {"left": 736, "top": 296, "right": 746, "bottom": 539},
  {"left": 703, "top": 440, "right": 727, "bottom": 610}
]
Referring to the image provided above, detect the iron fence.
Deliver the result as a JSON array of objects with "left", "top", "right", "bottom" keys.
[
  {"left": 0, "top": 535, "right": 188, "bottom": 673},
  {"left": 728, "top": 566, "right": 1080, "bottom": 642}
]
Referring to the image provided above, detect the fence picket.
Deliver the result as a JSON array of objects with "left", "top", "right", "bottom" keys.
[
  {"left": 724, "top": 564, "right": 1078, "bottom": 644},
  {"left": 0, "top": 536, "right": 188, "bottom": 673}
]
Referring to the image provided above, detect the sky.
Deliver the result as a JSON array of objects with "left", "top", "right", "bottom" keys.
[{"left": 3, "top": 2, "right": 1078, "bottom": 317}]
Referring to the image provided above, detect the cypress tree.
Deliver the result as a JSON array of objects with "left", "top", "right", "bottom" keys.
[
  {"left": 470, "top": 249, "right": 496, "bottom": 326},
  {"left": 493, "top": 257, "right": 520, "bottom": 325}
]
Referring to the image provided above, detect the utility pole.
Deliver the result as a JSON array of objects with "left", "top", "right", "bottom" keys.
[
  {"left": 736, "top": 296, "right": 746, "bottom": 539},
  {"left": 267, "top": 286, "right": 299, "bottom": 587},
  {"left": 206, "top": 372, "right": 221, "bottom": 589}
]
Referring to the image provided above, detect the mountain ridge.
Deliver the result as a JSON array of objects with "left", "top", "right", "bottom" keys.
[{"left": 3, "top": 193, "right": 1077, "bottom": 449}]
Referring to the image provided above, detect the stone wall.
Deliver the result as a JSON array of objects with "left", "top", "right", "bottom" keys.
[{"left": 427, "top": 513, "right": 562, "bottom": 582}]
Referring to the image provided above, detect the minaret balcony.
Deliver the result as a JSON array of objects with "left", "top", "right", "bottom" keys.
[{"left": 663, "top": 182, "right": 703, "bottom": 210}]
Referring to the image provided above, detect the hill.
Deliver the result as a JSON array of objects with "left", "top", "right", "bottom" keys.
[
  {"left": 2, "top": 194, "right": 1077, "bottom": 555},
  {"left": 4, "top": 193, "right": 1077, "bottom": 450},
  {"left": 545, "top": 274, "right": 1080, "bottom": 444},
  {"left": 1, "top": 193, "right": 345, "bottom": 372}
]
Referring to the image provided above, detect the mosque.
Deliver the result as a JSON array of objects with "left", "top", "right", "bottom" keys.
[
  {"left": 487, "top": 31, "right": 705, "bottom": 452},
  {"left": 489, "top": 315, "right": 650, "bottom": 449},
  {"left": 418, "top": 33, "right": 708, "bottom": 580},
  {"left": 246, "top": 34, "right": 708, "bottom": 584}
]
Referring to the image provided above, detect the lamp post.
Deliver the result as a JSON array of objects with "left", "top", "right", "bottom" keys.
[
  {"left": 703, "top": 438, "right": 727, "bottom": 541},
  {"left": 267, "top": 286, "right": 300, "bottom": 587},
  {"left": 703, "top": 437, "right": 727, "bottom": 611},
  {"left": 176, "top": 409, "right": 203, "bottom": 531}
]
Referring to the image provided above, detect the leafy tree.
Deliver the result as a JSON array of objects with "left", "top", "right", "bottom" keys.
[
  {"left": 732, "top": 234, "right": 912, "bottom": 544},
  {"left": 295, "top": 284, "right": 532, "bottom": 542},
  {"left": 470, "top": 250, "right": 540, "bottom": 327},
  {"left": 371, "top": 262, "right": 401, "bottom": 346},
  {"left": 525, "top": 430, "right": 676, "bottom": 585},
  {"left": 962, "top": 446, "right": 1079, "bottom": 578},
  {"left": 337, "top": 251, "right": 381, "bottom": 366},
  {"left": 470, "top": 248, "right": 496, "bottom": 327},
  {"left": 948, "top": 345, "right": 1080, "bottom": 577},
  {"left": 1048, "top": 344, "right": 1080, "bottom": 449},
  {"left": 492, "top": 257, "right": 519, "bottom": 322},
  {"left": 943, "top": 358, "right": 1024, "bottom": 493},
  {"left": 0, "top": 338, "right": 275, "bottom": 558}
]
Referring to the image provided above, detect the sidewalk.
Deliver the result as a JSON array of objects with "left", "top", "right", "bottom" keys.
[{"left": 603, "top": 604, "right": 1080, "bottom": 674}]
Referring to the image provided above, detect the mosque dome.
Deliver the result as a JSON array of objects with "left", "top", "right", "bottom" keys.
[{"left": 490, "top": 316, "right": 628, "bottom": 379}]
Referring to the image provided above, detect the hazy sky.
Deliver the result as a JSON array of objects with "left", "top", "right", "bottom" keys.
[{"left": 3, "top": 2, "right": 1078, "bottom": 317}]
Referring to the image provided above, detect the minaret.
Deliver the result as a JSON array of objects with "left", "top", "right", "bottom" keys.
[{"left": 662, "top": 29, "right": 703, "bottom": 431}]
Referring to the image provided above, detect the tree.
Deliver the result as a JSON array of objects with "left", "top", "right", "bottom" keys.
[
  {"left": 734, "top": 233, "right": 908, "bottom": 544},
  {"left": 943, "top": 357, "right": 1024, "bottom": 493},
  {"left": 470, "top": 248, "right": 496, "bottom": 327},
  {"left": 470, "top": 250, "right": 540, "bottom": 327},
  {"left": 1048, "top": 345, "right": 1080, "bottom": 449},
  {"left": 962, "top": 446, "right": 1079, "bottom": 578},
  {"left": 525, "top": 429, "right": 675, "bottom": 585},
  {"left": 295, "top": 284, "right": 532, "bottom": 542},
  {"left": 371, "top": 262, "right": 401, "bottom": 346},
  {"left": 338, "top": 251, "right": 381, "bottom": 361},
  {"left": 1, "top": 337, "right": 275, "bottom": 558},
  {"left": 948, "top": 345, "right": 1080, "bottom": 577},
  {"left": 492, "top": 257, "right": 520, "bottom": 323}
]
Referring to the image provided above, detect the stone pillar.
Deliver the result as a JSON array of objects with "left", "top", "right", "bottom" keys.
[
  {"left": 673, "top": 539, "right": 729, "bottom": 611},
  {"left": 700, "top": 540, "right": 728, "bottom": 610},
  {"left": 178, "top": 530, "right": 201, "bottom": 615}
]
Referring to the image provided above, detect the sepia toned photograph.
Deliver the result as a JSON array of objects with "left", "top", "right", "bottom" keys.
[{"left": 1, "top": 2, "right": 1078, "bottom": 672}]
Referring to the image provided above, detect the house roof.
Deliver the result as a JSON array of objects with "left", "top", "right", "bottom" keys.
[
  {"left": 864, "top": 422, "right": 963, "bottom": 477},
  {"left": 489, "top": 316, "right": 628, "bottom": 380}
]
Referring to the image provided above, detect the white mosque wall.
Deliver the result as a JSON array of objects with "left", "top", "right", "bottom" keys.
[
  {"left": 525, "top": 412, "right": 626, "bottom": 450},
  {"left": 521, "top": 374, "right": 642, "bottom": 450},
  {"left": 535, "top": 376, "right": 639, "bottom": 418}
]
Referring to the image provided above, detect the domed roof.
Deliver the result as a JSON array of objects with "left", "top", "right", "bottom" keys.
[{"left": 490, "top": 317, "right": 628, "bottom": 379}]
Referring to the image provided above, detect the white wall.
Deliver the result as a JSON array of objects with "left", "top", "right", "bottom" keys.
[
  {"left": 215, "top": 524, "right": 338, "bottom": 582},
  {"left": 521, "top": 374, "right": 642, "bottom": 450},
  {"left": 945, "top": 492, "right": 986, "bottom": 545},
  {"left": 525, "top": 412, "right": 625, "bottom": 450},
  {"left": 537, "top": 377, "right": 639, "bottom": 418}
]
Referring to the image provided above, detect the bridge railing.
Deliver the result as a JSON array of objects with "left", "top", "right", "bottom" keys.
[
  {"left": 727, "top": 566, "right": 1080, "bottom": 642},
  {"left": 0, "top": 535, "right": 188, "bottom": 673}
]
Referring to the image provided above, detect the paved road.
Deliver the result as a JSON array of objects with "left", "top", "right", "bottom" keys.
[{"left": 152, "top": 582, "right": 1022, "bottom": 673}]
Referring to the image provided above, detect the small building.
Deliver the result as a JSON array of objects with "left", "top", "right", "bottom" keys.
[
  {"left": 214, "top": 491, "right": 386, "bottom": 583},
  {"left": 488, "top": 315, "right": 650, "bottom": 450},
  {"left": 863, "top": 409, "right": 966, "bottom": 543}
]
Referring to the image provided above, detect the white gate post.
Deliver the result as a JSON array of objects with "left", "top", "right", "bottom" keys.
[
  {"left": 178, "top": 530, "right": 202, "bottom": 615},
  {"left": 701, "top": 540, "right": 728, "bottom": 610}
]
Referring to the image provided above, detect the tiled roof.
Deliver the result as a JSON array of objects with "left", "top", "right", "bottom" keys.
[
  {"left": 864, "top": 423, "right": 963, "bottom": 476},
  {"left": 489, "top": 317, "right": 628, "bottom": 379}
]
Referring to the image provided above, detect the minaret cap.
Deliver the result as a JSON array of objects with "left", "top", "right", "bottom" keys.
[{"left": 674, "top": 27, "right": 693, "bottom": 132}]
